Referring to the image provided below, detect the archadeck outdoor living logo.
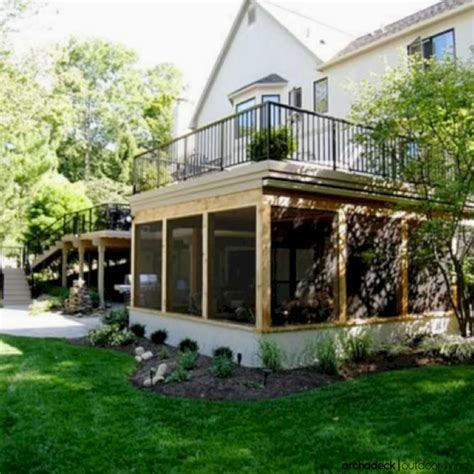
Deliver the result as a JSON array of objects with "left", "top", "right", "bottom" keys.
[{"left": 330, "top": 460, "right": 471, "bottom": 471}]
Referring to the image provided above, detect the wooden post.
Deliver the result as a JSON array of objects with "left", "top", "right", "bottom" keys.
[
  {"left": 61, "top": 244, "right": 68, "bottom": 288},
  {"left": 162, "top": 219, "right": 168, "bottom": 312},
  {"left": 336, "top": 208, "right": 347, "bottom": 322},
  {"left": 98, "top": 241, "right": 106, "bottom": 308},
  {"left": 400, "top": 219, "right": 409, "bottom": 318},
  {"left": 78, "top": 243, "right": 85, "bottom": 280},
  {"left": 130, "top": 222, "right": 135, "bottom": 308},
  {"left": 256, "top": 201, "right": 271, "bottom": 331},
  {"left": 202, "top": 212, "right": 209, "bottom": 319}
]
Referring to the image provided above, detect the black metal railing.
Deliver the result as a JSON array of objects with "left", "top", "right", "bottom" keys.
[
  {"left": 133, "top": 101, "right": 408, "bottom": 193},
  {"left": 24, "top": 203, "right": 131, "bottom": 259}
]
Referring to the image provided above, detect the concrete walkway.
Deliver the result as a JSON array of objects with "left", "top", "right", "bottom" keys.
[{"left": 0, "top": 305, "right": 101, "bottom": 338}]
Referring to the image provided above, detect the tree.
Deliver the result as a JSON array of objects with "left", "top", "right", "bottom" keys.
[
  {"left": 24, "top": 174, "right": 92, "bottom": 244},
  {"left": 52, "top": 38, "right": 182, "bottom": 184},
  {"left": 351, "top": 57, "right": 474, "bottom": 336}
]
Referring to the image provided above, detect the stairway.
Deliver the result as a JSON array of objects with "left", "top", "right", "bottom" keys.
[{"left": 2, "top": 267, "right": 32, "bottom": 306}]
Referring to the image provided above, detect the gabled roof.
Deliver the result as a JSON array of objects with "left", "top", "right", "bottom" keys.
[
  {"left": 228, "top": 73, "right": 288, "bottom": 99},
  {"left": 322, "top": 0, "right": 473, "bottom": 69},
  {"left": 190, "top": 0, "right": 334, "bottom": 129}
]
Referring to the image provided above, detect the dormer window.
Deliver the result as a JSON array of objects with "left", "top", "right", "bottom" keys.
[{"left": 248, "top": 6, "right": 256, "bottom": 25}]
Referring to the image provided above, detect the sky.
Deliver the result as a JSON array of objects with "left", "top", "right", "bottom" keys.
[{"left": 11, "top": 0, "right": 436, "bottom": 125}]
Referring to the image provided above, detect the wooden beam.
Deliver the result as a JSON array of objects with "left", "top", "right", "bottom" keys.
[
  {"left": 130, "top": 222, "right": 135, "bottom": 308},
  {"left": 162, "top": 219, "right": 168, "bottom": 312},
  {"left": 78, "top": 244, "right": 85, "bottom": 280},
  {"left": 61, "top": 245, "right": 68, "bottom": 288},
  {"left": 336, "top": 208, "right": 347, "bottom": 322},
  {"left": 202, "top": 212, "right": 209, "bottom": 319},
  {"left": 400, "top": 219, "right": 409, "bottom": 318},
  {"left": 256, "top": 201, "right": 271, "bottom": 331},
  {"left": 97, "top": 241, "right": 106, "bottom": 308}
]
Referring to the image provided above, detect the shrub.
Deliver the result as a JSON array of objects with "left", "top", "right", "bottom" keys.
[
  {"left": 151, "top": 329, "right": 168, "bottom": 345},
  {"left": 212, "top": 346, "right": 233, "bottom": 360},
  {"left": 130, "top": 323, "right": 146, "bottom": 338},
  {"left": 44, "top": 286, "right": 69, "bottom": 302},
  {"left": 440, "top": 337, "right": 474, "bottom": 362},
  {"left": 343, "top": 333, "right": 373, "bottom": 363},
  {"left": 102, "top": 307, "right": 129, "bottom": 329},
  {"left": 89, "top": 288, "right": 100, "bottom": 308},
  {"left": 419, "top": 335, "right": 446, "bottom": 356},
  {"left": 177, "top": 351, "right": 199, "bottom": 370},
  {"left": 379, "top": 341, "right": 411, "bottom": 357},
  {"left": 210, "top": 355, "right": 235, "bottom": 378},
  {"left": 257, "top": 339, "right": 283, "bottom": 372},
  {"left": 29, "top": 296, "right": 63, "bottom": 315},
  {"left": 158, "top": 346, "right": 170, "bottom": 360},
  {"left": 88, "top": 324, "right": 135, "bottom": 347},
  {"left": 165, "top": 366, "right": 191, "bottom": 384},
  {"left": 314, "top": 338, "right": 340, "bottom": 375},
  {"left": 178, "top": 338, "right": 199, "bottom": 353},
  {"left": 247, "top": 126, "right": 296, "bottom": 162}
]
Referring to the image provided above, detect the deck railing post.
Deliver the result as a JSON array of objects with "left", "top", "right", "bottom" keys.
[
  {"left": 332, "top": 121, "right": 337, "bottom": 170},
  {"left": 266, "top": 102, "right": 272, "bottom": 160},
  {"left": 219, "top": 121, "right": 225, "bottom": 170}
]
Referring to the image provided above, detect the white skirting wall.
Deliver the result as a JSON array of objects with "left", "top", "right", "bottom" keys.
[{"left": 130, "top": 307, "right": 458, "bottom": 368}]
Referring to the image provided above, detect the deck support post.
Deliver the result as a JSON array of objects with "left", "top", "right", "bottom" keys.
[
  {"left": 161, "top": 219, "right": 168, "bottom": 312},
  {"left": 256, "top": 200, "right": 272, "bottom": 331},
  {"left": 78, "top": 244, "right": 85, "bottom": 280},
  {"left": 61, "top": 245, "right": 68, "bottom": 288},
  {"left": 98, "top": 241, "right": 106, "bottom": 308},
  {"left": 400, "top": 219, "right": 409, "bottom": 318},
  {"left": 202, "top": 212, "right": 211, "bottom": 319},
  {"left": 336, "top": 208, "right": 347, "bottom": 322}
]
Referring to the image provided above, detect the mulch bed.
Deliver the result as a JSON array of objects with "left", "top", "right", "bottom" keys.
[{"left": 69, "top": 337, "right": 457, "bottom": 401}]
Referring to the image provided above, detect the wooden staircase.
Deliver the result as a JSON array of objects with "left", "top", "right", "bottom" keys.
[{"left": 2, "top": 267, "right": 32, "bottom": 306}]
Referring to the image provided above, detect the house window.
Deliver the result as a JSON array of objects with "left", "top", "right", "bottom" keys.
[
  {"left": 248, "top": 6, "right": 256, "bottom": 25},
  {"left": 288, "top": 87, "right": 302, "bottom": 108},
  {"left": 167, "top": 215, "right": 203, "bottom": 316},
  {"left": 262, "top": 94, "right": 280, "bottom": 127},
  {"left": 407, "top": 29, "right": 455, "bottom": 62},
  {"left": 271, "top": 207, "right": 336, "bottom": 326},
  {"left": 134, "top": 222, "right": 162, "bottom": 310},
  {"left": 314, "top": 78, "right": 328, "bottom": 114},
  {"left": 208, "top": 207, "right": 256, "bottom": 325},
  {"left": 235, "top": 97, "right": 256, "bottom": 137}
]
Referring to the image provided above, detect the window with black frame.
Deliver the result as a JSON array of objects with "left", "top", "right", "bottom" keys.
[
  {"left": 168, "top": 215, "right": 203, "bottom": 316},
  {"left": 407, "top": 29, "right": 455, "bottom": 62},
  {"left": 235, "top": 97, "right": 256, "bottom": 137},
  {"left": 262, "top": 94, "right": 280, "bottom": 127},
  {"left": 288, "top": 87, "right": 302, "bottom": 108},
  {"left": 314, "top": 78, "right": 328, "bottom": 114},
  {"left": 134, "top": 222, "right": 162, "bottom": 310},
  {"left": 271, "top": 207, "right": 336, "bottom": 326}
]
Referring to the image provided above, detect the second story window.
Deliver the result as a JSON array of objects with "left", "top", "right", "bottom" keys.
[
  {"left": 262, "top": 94, "right": 281, "bottom": 126},
  {"left": 314, "top": 78, "right": 328, "bottom": 114},
  {"left": 236, "top": 97, "right": 256, "bottom": 137},
  {"left": 408, "top": 29, "right": 455, "bottom": 62},
  {"left": 289, "top": 87, "right": 302, "bottom": 108}
]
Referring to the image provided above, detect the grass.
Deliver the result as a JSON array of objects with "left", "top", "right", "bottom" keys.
[{"left": 1, "top": 336, "right": 473, "bottom": 473}]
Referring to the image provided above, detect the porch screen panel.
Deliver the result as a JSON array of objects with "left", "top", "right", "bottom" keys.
[
  {"left": 134, "top": 222, "right": 162, "bottom": 310},
  {"left": 271, "top": 207, "right": 336, "bottom": 326},
  {"left": 209, "top": 207, "right": 256, "bottom": 325},
  {"left": 168, "top": 215, "right": 203, "bottom": 316},
  {"left": 346, "top": 214, "right": 401, "bottom": 319}
]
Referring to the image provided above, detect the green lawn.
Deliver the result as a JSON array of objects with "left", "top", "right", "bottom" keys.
[{"left": 1, "top": 336, "right": 473, "bottom": 474}]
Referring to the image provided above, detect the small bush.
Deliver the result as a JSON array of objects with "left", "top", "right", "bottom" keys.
[
  {"left": 88, "top": 324, "right": 135, "bottom": 347},
  {"left": 177, "top": 351, "right": 198, "bottom": 370},
  {"left": 247, "top": 126, "right": 296, "bottom": 162},
  {"left": 178, "top": 338, "right": 199, "bottom": 353},
  {"left": 130, "top": 323, "right": 146, "bottom": 338},
  {"left": 213, "top": 346, "right": 233, "bottom": 360},
  {"left": 440, "top": 337, "right": 474, "bottom": 362},
  {"left": 257, "top": 339, "right": 283, "bottom": 372},
  {"left": 43, "top": 286, "right": 69, "bottom": 302},
  {"left": 165, "top": 366, "right": 191, "bottom": 384},
  {"left": 419, "top": 335, "right": 446, "bottom": 356},
  {"left": 158, "top": 346, "right": 170, "bottom": 360},
  {"left": 379, "top": 341, "right": 411, "bottom": 357},
  {"left": 102, "top": 307, "right": 129, "bottom": 329},
  {"left": 314, "top": 338, "right": 340, "bottom": 375},
  {"left": 89, "top": 288, "right": 100, "bottom": 308},
  {"left": 344, "top": 333, "right": 373, "bottom": 362},
  {"left": 151, "top": 329, "right": 168, "bottom": 345},
  {"left": 29, "top": 296, "right": 63, "bottom": 315},
  {"left": 210, "top": 355, "right": 235, "bottom": 378}
]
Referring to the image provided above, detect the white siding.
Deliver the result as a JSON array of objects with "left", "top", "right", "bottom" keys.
[
  {"left": 324, "top": 9, "right": 474, "bottom": 119},
  {"left": 195, "top": 3, "right": 323, "bottom": 128}
]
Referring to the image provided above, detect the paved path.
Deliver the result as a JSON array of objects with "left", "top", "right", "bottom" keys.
[{"left": 0, "top": 305, "right": 101, "bottom": 338}]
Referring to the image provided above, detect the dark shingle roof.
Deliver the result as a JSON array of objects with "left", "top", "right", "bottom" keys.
[
  {"left": 334, "top": 0, "right": 472, "bottom": 60},
  {"left": 229, "top": 73, "right": 288, "bottom": 97}
]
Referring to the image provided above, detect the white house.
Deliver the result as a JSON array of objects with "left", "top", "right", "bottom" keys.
[{"left": 128, "top": 0, "right": 471, "bottom": 367}]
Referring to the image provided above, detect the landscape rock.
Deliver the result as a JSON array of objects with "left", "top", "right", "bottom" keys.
[
  {"left": 141, "top": 351, "right": 153, "bottom": 361},
  {"left": 135, "top": 346, "right": 145, "bottom": 356},
  {"left": 142, "top": 363, "right": 168, "bottom": 387}
]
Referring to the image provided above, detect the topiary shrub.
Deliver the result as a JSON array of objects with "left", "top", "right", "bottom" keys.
[
  {"left": 151, "top": 329, "right": 168, "bottom": 345},
  {"left": 130, "top": 323, "right": 146, "bottom": 338},
  {"left": 177, "top": 338, "right": 199, "bottom": 353},
  {"left": 102, "top": 307, "right": 129, "bottom": 329},
  {"left": 247, "top": 126, "right": 296, "bottom": 162},
  {"left": 212, "top": 346, "right": 233, "bottom": 360},
  {"left": 210, "top": 355, "right": 235, "bottom": 378}
]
